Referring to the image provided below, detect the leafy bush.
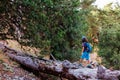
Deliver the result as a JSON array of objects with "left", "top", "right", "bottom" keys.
[
  {"left": 0, "top": 0, "right": 91, "bottom": 61},
  {"left": 14, "top": 0, "right": 90, "bottom": 61},
  {"left": 99, "top": 27, "right": 120, "bottom": 69}
]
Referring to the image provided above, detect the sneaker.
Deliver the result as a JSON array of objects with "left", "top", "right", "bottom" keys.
[{"left": 79, "top": 63, "right": 84, "bottom": 68}]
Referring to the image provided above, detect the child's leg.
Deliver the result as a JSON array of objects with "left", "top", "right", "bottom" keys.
[
  {"left": 79, "top": 58, "right": 83, "bottom": 63},
  {"left": 86, "top": 52, "right": 90, "bottom": 64},
  {"left": 86, "top": 60, "right": 90, "bottom": 64}
]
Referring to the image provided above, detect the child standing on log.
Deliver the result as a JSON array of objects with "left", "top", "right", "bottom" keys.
[{"left": 79, "top": 36, "right": 92, "bottom": 66}]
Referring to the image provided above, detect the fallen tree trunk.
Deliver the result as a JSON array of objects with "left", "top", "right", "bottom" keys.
[{"left": 0, "top": 43, "right": 120, "bottom": 80}]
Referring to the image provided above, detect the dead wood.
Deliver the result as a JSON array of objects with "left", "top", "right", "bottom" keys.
[{"left": 0, "top": 43, "right": 120, "bottom": 80}]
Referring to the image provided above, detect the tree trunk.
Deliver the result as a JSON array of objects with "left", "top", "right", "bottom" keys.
[{"left": 0, "top": 43, "right": 120, "bottom": 80}]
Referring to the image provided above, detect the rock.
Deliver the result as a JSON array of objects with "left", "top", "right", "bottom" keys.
[{"left": 97, "top": 65, "right": 106, "bottom": 79}]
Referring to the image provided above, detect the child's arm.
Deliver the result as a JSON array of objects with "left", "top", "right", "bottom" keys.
[
  {"left": 81, "top": 46, "right": 84, "bottom": 53},
  {"left": 81, "top": 43, "right": 85, "bottom": 53}
]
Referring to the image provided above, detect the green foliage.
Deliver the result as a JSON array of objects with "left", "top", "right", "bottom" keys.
[
  {"left": 98, "top": 5, "right": 120, "bottom": 69},
  {"left": 14, "top": 0, "right": 91, "bottom": 61},
  {"left": 99, "top": 27, "right": 120, "bottom": 69},
  {"left": 0, "top": 0, "right": 94, "bottom": 61}
]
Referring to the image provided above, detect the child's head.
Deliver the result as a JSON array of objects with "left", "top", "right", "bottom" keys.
[{"left": 82, "top": 36, "right": 88, "bottom": 42}]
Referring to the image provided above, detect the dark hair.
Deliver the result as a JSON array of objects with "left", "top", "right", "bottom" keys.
[{"left": 82, "top": 38, "right": 88, "bottom": 43}]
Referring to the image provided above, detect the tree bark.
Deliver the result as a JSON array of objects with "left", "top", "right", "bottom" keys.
[{"left": 0, "top": 43, "right": 120, "bottom": 80}]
